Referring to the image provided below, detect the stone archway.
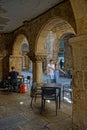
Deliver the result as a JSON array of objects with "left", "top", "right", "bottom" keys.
[
  {"left": 35, "top": 17, "right": 75, "bottom": 75},
  {"left": 56, "top": 33, "right": 76, "bottom": 69},
  {"left": 70, "top": 0, "right": 87, "bottom": 35},
  {"left": 9, "top": 34, "right": 29, "bottom": 74},
  {"left": 21, "top": 43, "right": 29, "bottom": 71},
  {"left": 34, "top": 16, "right": 77, "bottom": 126},
  {"left": 53, "top": 33, "right": 76, "bottom": 65},
  {"left": 35, "top": 17, "right": 75, "bottom": 53}
]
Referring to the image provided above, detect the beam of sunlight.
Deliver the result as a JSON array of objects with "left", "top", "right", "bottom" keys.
[
  {"left": 64, "top": 97, "right": 72, "bottom": 104},
  {"left": 20, "top": 101, "right": 24, "bottom": 105},
  {"left": 46, "top": 100, "right": 50, "bottom": 103}
]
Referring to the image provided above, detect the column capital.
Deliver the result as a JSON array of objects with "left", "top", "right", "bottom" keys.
[{"left": 28, "top": 52, "right": 47, "bottom": 62}]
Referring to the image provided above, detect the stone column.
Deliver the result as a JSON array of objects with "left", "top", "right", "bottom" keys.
[
  {"left": 64, "top": 38, "right": 72, "bottom": 69},
  {"left": 53, "top": 38, "right": 60, "bottom": 63},
  {"left": 69, "top": 34, "right": 87, "bottom": 130},
  {"left": 29, "top": 53, "right": 47, "bottom": 84},
  {"left": 9, "top": 55, "right": 22, "bottom": 74},
  {"left": 0, "top": 55, "right": 3, "bottom": 80},
  {"left": 28, "top": 54, "right": 36, "bottom": 83},
  {"left": 22, "top": 55, "right": 25, "bottom": 70},
  {"left": 32, "top": 61, "right": 36, "bottom": 82},
  {"left": 29, "top": 58, "right": 32, "bottom": 72},
  {"left": 25, "top": 55, "right": 29, "bottom": 70},
  {"left": 35, "top": 56, "right": 43, "bottom": 84},
  {"left": 0, "top": 55, "right": 9, "bottom": 79}
]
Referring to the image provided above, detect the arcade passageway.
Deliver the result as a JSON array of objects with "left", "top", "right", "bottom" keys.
[{"left": 0, "top": 0, "right": 87, "bottom": 129}]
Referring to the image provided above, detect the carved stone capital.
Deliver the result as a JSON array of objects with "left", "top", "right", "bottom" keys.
[{"left": 28, "top": 52, "right": 47, "bottom": 62}]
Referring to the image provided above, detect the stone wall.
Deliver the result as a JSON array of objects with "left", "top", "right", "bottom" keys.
[
  {"left": 0, "top": 33, "right": 14, "bottom": 79},
  {"left": 64, "top": 33, "right": 75, "bottom": 69},
  {"left": 9, "top": 55, "right": 22, "bottom": 74},
  {"left": 70, "top": 0, "right": 87, "bottom": 35},
  {"left": 70, "top": 35, "right": 87, "bottom": 130}
]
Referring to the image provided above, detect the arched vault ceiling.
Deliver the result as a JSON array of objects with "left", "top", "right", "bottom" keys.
[
  {"left": 51, "top": 20, "right": 75, "bottom": 38},
  {"left": 0, "top": 0, "right": 64, "bottom": 33},
  {"left": 36, "top": 18, "right": 75, "bottom": 52}
]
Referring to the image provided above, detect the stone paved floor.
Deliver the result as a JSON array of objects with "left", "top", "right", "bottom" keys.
[{"left": 0, "top": 87, "right": 72, "bottom": 130}]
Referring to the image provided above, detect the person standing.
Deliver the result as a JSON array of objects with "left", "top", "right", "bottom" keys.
[
  {"left": 54, "top": 61, "right": 65, "bottom": 84},
  {"left": 8, "top": 66, "right": 19, "bottom": 91},
  {"left": 60, "top": 59, "right": 63, "bottom": 69},
  {"left": 8, "top": 66, "right": 19, "bottom": 79},
  {"left": 46, "top": 59, "right": 55, "bottom": 83}
]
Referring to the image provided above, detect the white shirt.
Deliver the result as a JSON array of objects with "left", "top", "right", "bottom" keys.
[{"left": 47, "top": 63, "right": 55, "bottom": 79}]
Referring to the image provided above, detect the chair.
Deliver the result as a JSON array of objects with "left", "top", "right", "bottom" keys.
[
  {"left": 24, "top": 76, "right": 31, "bottom": 89},
  {"left": 7, "top": 78, "right": 22, "bottom": 92},
  {"left": 1, "top": 79, "right": 11, "bottom": 91},
  {"left": 41, "top": 86, "right": 59, "bottom": 115},
  {"left": 16, "top": 77, "right": 23, "bottom": 92},
  {"left": 30, "top": 82, "right": 42, "bottom": 107}
]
